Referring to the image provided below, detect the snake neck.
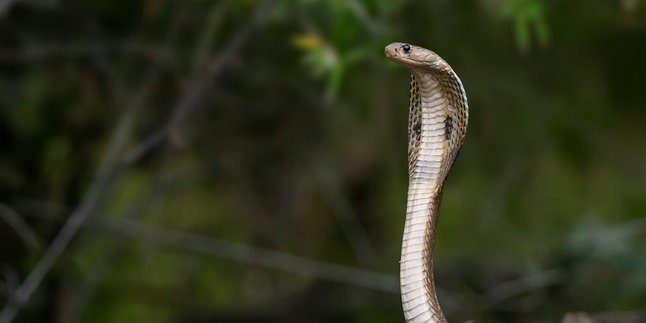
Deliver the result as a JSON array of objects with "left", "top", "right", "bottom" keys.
[
  {"left": 400, "top": 70, "right": 466, "bottom": 323},
  {"left": 401, "top": 182, "right": 446, "bottom": 323}
]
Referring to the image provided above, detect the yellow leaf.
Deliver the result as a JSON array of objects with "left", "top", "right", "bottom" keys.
[{"left": 291, "top": 34, "right": 323, "bottom": 50}]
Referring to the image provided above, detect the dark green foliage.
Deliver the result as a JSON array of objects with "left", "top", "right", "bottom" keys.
[{"left": 0, "top": 0, "right": 644, "bottom": 322}]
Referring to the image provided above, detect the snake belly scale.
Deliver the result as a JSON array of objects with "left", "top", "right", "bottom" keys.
[{"left": 385, "top": 42, "right": 469, "bottom": 323}]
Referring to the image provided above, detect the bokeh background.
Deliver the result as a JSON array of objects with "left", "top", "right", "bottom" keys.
[{"left": 1, "top": 0, "right": 645, "bottom": 322}]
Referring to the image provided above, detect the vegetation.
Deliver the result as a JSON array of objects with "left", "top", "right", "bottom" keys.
[{"left": 0, "top": 0, "right": 644, "bottom": 322}]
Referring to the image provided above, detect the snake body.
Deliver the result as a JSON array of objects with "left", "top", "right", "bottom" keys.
[{"left": 385, "top": 42, "right": 469, "bottom": 323}]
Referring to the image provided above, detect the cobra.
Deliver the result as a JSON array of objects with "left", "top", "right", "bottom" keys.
[{"left": 385, "top": 42, "right": 469, "bottom": 323}]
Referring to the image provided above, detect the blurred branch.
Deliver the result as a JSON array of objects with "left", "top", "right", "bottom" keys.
[
  {"left": 345, "top": 0, "right": 384, "bottom": 35},
  {"left": 124, "top": 0, "right": 273, "bottom": 163},
  {"left": 23, "top": 208, "right": 398, "bottom": 294},
  {"left": 102, "top": 217, "right": 398, "bottom": 293},
  {"left": 484, "top": 215, "right": 646, "bottom": 311},
  {"left": 0, "top": 202, "right": 41, "bottom": 251},
  {"left": 486, "top": 268, "right": 564, "bottom": 305},
  {"left": 191, "top": 0, "right": 228, "bottom": 75},
  {"left": 0, "top": 267, "right": 19, "bottom": 300},
  {"left": 60, "top": 14, "right": 226, "bottom": 309},
  {"left": 0, "top": 41, "right": 177, "bottom": 66},
  {"left": 0, "top": 12, "right": 186, "bottom": 323},
  {"left": 310, "top": 153, "right": 378, "bottom": 264},
  {"left": 568, "top": 215, "right": 646, "bottom": 257},
  {"left": 0, "top": 85, "right": 136, "bottom": 323},
  {"left": 65, "top": 149, "right": 179, "bottom": 323},
  {"left": 0, "top": 0, "right": 57, "bottom": 16},
  {"left": 0, "top": 3, "right": 274, "bottom": 321}
]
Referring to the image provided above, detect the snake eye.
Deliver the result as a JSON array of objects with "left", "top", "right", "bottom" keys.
[{"left": 402, "top": 44, "right": 411, "bottom": 53}]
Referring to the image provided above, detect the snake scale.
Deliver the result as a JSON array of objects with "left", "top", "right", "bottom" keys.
[{"left": 385, "top": 42, "right": 469, "bottom": 323}]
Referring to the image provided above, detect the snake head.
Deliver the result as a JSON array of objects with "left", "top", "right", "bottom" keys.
[{"left": 385, "top": 42, "right": 445, "bottom": 70}]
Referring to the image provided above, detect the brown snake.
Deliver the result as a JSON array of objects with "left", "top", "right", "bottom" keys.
[{"left": 385, "top": 42, "right": 469, "bottom": 323}]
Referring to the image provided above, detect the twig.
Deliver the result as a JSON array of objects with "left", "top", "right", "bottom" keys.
[
  {"left": 0, "top": 267, "right": 19, "bottom": 300},
  {"left": 345, "top": 0, "right": 384, "bottom": 35},
  {"left": 108, "top": 217, "right": 397, "bottom": 292},
  {"left": 0, "top": 202, "right": 41, "bottom": 251},
  {"left": 486, "top": 268, "right": 565, "bottom": 304},
  {"left": 0, "top": 0, "right": 16, "bottom": 16},
  {"left": 24, "top": 210, "right": 399, "bottom": 294},
  {"left": 191, "top": 0, "right": 229, "bottom": 75},
  {"left": 65, "top": 152, "right": 177, "bottom": 323},
  {"left": 0, "top": 92, "right": 136, "bottom": 323},
  {"left": 0, "top": 41, "right": 177, "bottom": 65},
  {"left": 124, "top": 0, "right": 273, "bottom": 163},
  {"left": 310, "top": 153, "right": 378, "bottom": 264},
  {"left": 0, "top": 12, "right": 186, "bottom": 323}
]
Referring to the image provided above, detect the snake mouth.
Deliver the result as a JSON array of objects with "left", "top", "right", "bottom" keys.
[
  {"left": 384, "top": 42, "right": 407, "bottom": 59},
  {"left": 384, "top": 42, "right": 399, "bottom": 58},
  {"left": 385, "top": 42, "right": 433, "bottom": 69}
]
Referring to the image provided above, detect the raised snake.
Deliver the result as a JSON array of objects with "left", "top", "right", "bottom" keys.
[{"left": 385, "top": 42, "right": 469, "bottom": 323}]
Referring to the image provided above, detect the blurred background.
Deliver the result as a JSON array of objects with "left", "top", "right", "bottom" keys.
[{"left": 0, "top": 0, "right": 645, "bottom": 322}]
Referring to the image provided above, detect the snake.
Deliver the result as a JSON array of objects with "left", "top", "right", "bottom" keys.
[{"left": 385, "top": 42, "right": 469, "bottom": 323}]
